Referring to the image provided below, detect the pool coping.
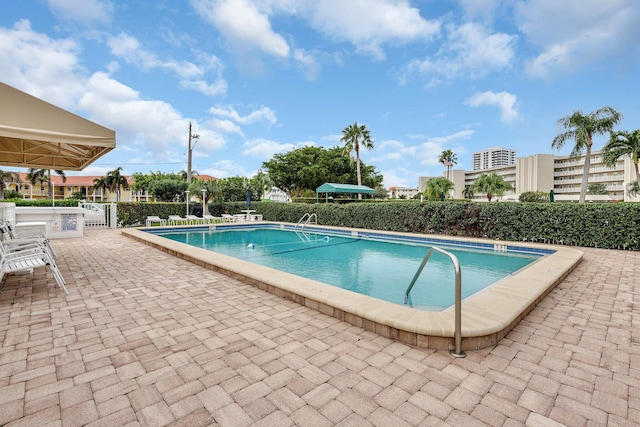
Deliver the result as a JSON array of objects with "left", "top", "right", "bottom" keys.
[{"left": 122, "top": 223, "right": 583, "bottom": 351}]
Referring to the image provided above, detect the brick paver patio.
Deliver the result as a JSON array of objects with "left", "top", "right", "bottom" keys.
[{"left": 0, "top": 229, "right": 638, "bottom": 426}]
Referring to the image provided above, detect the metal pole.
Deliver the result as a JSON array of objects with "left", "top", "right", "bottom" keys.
[
  {"left": 185, "top": 190, "right": 190, "bottom": 216},
  {"left": 202, "top": 189, "right": 207, "bottom": 216},
  {"left": 187, "top": 122, "right": 192, "bottom": 184}
]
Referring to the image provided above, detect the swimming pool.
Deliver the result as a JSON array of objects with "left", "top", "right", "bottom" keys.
[
  {"left": 156, "top": 227, "right": 541, "bottom": 311},
  {"left": 123, "top": 222, "right": 583, "bottom": 351}
]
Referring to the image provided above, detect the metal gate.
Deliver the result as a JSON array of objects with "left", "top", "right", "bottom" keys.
[{"left": 78, "top": 202, "right": 117, "bottom": 229}]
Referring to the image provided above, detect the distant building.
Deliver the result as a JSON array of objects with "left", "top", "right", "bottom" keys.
[
  {"left": 388, "top": 186, "right": 419, "bottom": 199},
  {"left": 5, "top": 173, "right": 218, "bottom": 202},
  {"left": 426, "top": 149, "right": 635, "bottom": 202},
  {"left": 472, "top": 147, "right": 516, "bottom": 171},
  {"left": 263, "top": 187, "right": 290, "bottom": 202}
]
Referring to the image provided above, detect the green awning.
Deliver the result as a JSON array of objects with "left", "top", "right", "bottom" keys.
[{"left": 316, "top": 183, "right": 375, "bottom": 194}]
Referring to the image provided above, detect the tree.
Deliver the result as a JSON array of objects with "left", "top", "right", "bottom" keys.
[
  {"left": 424, "top": 177, "right": 454, "bottom": 201},
  {"left": 602, "top": 129, "right": 640, "bottom": 194},
  {"left": 26, "top": 169, "right": 66, "bottom": 199},
  {"left": 438, "top": 150, "right": 457, "bottom": 181},
  {"left": 93, "top": 177, "right": 109, "bottom": 200},
  {"left": 552, "top": 106, "right": 622, "bottom": 203},
  {"left": 188, "top": 178, "right": 220, "bottom": 214},
  {"left": 105, "top": 167, "right": 129, "bottom": 202},
  {"left": 341, "top": 122, "right": 374, "bottom": 199},
  {"left": 149, "top": 179, "right": 188, "bottom": 202},
  {"left": 462, "top": 185, "right": 475, "bottom": 200},
  {"left": 587, "top": 183, "right": 608, "bottom": 195},
  {"left": 0, "top": 170, "right": 19, "bottom": 200},
  {"left": 263, "top": 145, "right": 382, "bottom": 198},
  {"left": 251, "top": 170, "right": 272, "bottom": 199},
  {"left": 627, "top": 181, "right": 640, "bottom": 198},
  {"left": 473, "top": 173, "right": 513, "bottom": 202}
]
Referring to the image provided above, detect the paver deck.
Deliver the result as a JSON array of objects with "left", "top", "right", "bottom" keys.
[{"left": 0, "top": 229, "right": 638, "bottom": 426}]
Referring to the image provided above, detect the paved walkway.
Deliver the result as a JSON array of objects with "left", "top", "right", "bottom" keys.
[{"left": 0, "top": 229, "right": 638, "bottom": 426}]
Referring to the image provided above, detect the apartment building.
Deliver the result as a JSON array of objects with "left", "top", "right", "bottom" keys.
[
  {"left": 4, "top": 173, "right": 219, "bottom": 202},
  {"left": 427, "top": 149, "right": 636, "bottom": 202},
  {"left": 388, "top": 186, "right": 419, "bottom": 199},
  {"left": 472, "top": 147, "right": 517, "bottom": 171}
]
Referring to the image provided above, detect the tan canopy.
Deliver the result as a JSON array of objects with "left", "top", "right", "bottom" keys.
[{"left": 0, "top": 82, "right": 115, "bottom": 171}]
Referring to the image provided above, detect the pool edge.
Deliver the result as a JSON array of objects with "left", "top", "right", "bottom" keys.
[{"left": 122, "top": 223, "right": 583, "bottom": 351}]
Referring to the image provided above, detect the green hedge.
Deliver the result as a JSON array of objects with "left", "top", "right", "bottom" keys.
[{"left": 111, "top": 200, "right": 640, "bottom": 250}]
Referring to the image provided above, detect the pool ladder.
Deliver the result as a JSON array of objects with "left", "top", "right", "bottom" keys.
[
  {"left": 296, "top": 213, "right": 317, "bottom": 229},
  {"left": 404, "top": 246, "right": 465, "bottom": 358}
]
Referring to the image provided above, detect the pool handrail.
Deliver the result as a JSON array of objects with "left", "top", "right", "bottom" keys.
[
  {"left": 296, "top": 213, "right": 317, "bottom": 229},
  {"left": 404, "top": 246, "right": 465, "bottom": 358}
]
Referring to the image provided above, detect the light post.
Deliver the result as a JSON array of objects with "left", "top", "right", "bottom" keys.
[
  {"left": 185, "top": 190, "right": 190, "bottom": 216},
  {"left": 201, "top": 189, "right": 207, "bottom": 216},
  {"left": 187, "top": 122, "right": 199, "bottom": 184}
]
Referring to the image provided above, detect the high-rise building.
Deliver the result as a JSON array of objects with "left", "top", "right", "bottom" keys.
[{"left": 472, "top": 147, "right": 516, "bottom": 171}]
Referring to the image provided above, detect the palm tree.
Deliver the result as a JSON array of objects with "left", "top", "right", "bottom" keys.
[
  {"left": 438, "top": 150, "right": 457, "bottom": 181},
  {"left": 105, "top": 167, "right": 129, "bottom": 202},
  {"left": 424, "top": 177, "right": 454, "bottom": 201},
  {"left": 341, "top": 122, "right": 374, "bottom": 199},
  {"left": 473, "top": 173, "right": 513, "bottom": 202},
  {"left": 0, "top": 170, "right": 19, "bottom": 200},
  {"left": 93, "top": 177, "right": 109, "bottom": 201},
  {"left": 462, "top": 185, "right": 475, "bottom": 200},
  {"left": 602, "top": 129, "right": 640, "bottom": 184},
  {"left": 552, "top": 106, "right": 622, "bottom": 203},
  {"left": 26, "top": 169, "right": 66, "bottom": 199},
  {"left": 188, "top": 178, "right": 220, "bottom": 215}
]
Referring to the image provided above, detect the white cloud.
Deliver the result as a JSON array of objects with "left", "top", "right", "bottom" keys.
[
  {"left": 47, "top": 0, "right": 113, "bottom": 26},
  {"left": 209, "top": 118, "right": 243, "bottom": 135},
  {"left": 418, "top": 131, "right": 473, "bottom": 166},
  {"left": 0, "top": 20, "right": 85, "bottom": 108},
  {"left": 241, "top": 138, "right": 300, "bottom": 159},
  {"left": 191, "top": 0, "right": 290, "bottom": 58},
  {"left": 514, "top": 0, "right": 640, "bottom": 78},
  {"left": 407, "top": 22, "right": 516, "bottom": 85},
  {"left": 303, "top": 0, "right": 440, "bottom": 60},
  {"left": 107, "top": 33, "right": 228, "bottom": 96},
  {"left": 466, "top": 91, "right": 518, "bottom": 122},
  {"left": 293, "top": 48, "right": 321, "bottom": 81},
  {"left": 209, "top": 104, "right": 277, "bottom": 126}
]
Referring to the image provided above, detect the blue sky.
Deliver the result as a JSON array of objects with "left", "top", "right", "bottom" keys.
[{"left": 2, "top": 0, "right": 639, "bottom": 188}]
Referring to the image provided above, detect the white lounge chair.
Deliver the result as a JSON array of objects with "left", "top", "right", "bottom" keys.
[
  {"left": 185, "top": 215, "right": 203, "bottom": 224},
  {"left": 0, "top": 241, "right": 68, "bottom": 294},
  {"left": 145, "top": 216, "right": 166, "bottom": 227},
  {"left": 221, "top": 214, "right": 236, "bottom": 223},
  {"left": 202, "top": 214, "right": 217, "bottom": 224},
  {"left": 0, "top": 222, "right": 57, "bottom": 260},
  {"left": 167, "top": 215, "right": 187, "bottom": 225}
]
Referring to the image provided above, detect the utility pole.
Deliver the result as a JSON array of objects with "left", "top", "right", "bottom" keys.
[{"left": 187, "top": 122, "right": 199, "bottom": 184}]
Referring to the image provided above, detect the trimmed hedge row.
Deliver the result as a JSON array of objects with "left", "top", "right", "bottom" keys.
[{"left": 113, "top": 200, "right": 640, "bottom": 250}]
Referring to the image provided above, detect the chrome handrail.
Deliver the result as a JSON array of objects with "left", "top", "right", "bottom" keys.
[
  {"left": 296, "top": 213, "right": 317, "bottom": 229},
  {"left": 404, "top": 246, "right": 465, "bottom": 358}
]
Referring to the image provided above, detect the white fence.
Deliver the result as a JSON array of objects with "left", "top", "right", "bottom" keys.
[{"left": 79, "top": 202, "right": 117, "bottom": 229}]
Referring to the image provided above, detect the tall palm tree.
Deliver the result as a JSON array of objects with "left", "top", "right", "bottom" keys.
[
  {"left": 438, "top": 149, "right": 457, "bottom": 181},
  {"left": 105, "top": 167, "right": 129, "bottom": 202},
  {"left": 341, "top": 122, "right": 374, "bottom": 199},
  {"left": 424, "top": 177, "right": 454, "bottom": 201},
  {"left": 26, "top": 169, "right": 66, "bottom": 199},
  {"left": 473, "top": 173, "right": 513, "bottom": 202},
  {"left": 602, "top": 129, "right": 640, "bottom": 182},
  {"left": 552, "top": 106, "right": 622, "bottom": 203},
  {"left": 0, "top": 170, "right": 19, "bottom": 200}
]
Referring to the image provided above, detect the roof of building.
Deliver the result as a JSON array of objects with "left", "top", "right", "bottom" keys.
[{"left": 10, "top": 172, "right": 218, "bottom": 186}]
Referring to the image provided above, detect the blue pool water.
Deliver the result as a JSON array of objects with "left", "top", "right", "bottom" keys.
[{"left": 156, "top": 227, "right": 541, "bottom": 310}]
